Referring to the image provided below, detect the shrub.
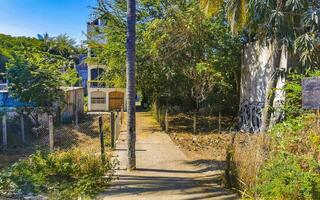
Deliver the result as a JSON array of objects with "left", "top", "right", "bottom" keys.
[
  {"left": 255, "top": 114, "right": 320, "bottom": 199},
  {"left": 0, "top": 148, "right": 116, "bottom": 199}
]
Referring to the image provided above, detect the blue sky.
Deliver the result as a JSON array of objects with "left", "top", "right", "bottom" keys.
[{"left": 0, "top": 0, "right": 97, "bottom": 43}]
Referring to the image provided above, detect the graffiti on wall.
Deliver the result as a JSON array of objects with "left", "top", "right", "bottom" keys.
[{"left": 238, "top": 100, "right": 264, "bottom": 133}]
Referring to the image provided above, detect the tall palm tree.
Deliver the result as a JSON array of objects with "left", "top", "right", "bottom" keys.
[
  {"left": 201, "top": 0, "right": 319, "bottom": 132},
  {"left": 126, "top": 0, "right": 136, "bottom": 170},
  {"left": 200, "top": 0, "right": 248, "bottom": 33}
]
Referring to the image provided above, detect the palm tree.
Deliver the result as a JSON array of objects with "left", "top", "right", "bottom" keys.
[
  {"left": 201, "top": 0, "right": 319, "bottom": 132},
  {"left": 199, "top": 0, "right": 248, "bottom": 33},
  {"left": 126, "top": 0, "right": 136, "bottom": 170}
]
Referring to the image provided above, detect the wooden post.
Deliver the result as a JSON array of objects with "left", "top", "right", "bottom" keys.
[
  {"left": 218, "top": 112, "right": 222, "bottom": 134},
  {"left": 193, "top": 112, "right": 197, "bottom": 134},
  {"left": 75, "top": 106, "right": 79, "bottom": 128},
  {"left": 158, "top": 107, "right": 161, "bottom": 123},
  {"left": 49, "top": 115, "right": 54, "bottom": 152},
  {"left": 20, "top": 114, "right": 25, "bottom": 143},
  {"left": 114, "top": 111, "right": 119, "bottom": 143},
  {"left": 165, "top": 109, "right": 169, "bottom": 133},
  {"left": 2, "top": 114, "right": 7, "bottom": 149},
  {"left": 121, "top": 107, "right": 124, "bottom": 124},
  {"left": 110, "top": 112, "right": 115, "bottom": 149},
  {"left": 99, "top": 116, "right": 105, "bottom": 163},
  {"left": 208, "top": 109, "right": 212, "bottom": 130},
  {"left": 316, "top": 108, "right": 320, "bottom": 128}
]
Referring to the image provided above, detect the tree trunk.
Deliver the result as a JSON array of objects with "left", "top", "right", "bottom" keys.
[
  {"left": 126, "top": 0, "right": 136, "bottom": 170},
  {"left": 260, "top": 43, "right": 282, "bottom": 133}
]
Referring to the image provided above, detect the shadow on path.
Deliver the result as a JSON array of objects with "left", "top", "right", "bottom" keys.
[{"left": 100, "top": 112, "right": 238, "bottom": 200}]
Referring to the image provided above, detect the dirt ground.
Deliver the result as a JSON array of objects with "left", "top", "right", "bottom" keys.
[
  {"left": 0, "top": 114, "right": 111, "bottom": 169},
  {"left": 102, "top": 112, "right": 238, "bottom": 200},
  {"left": 167, "top": 113, "right": 269, "bottom": 195},
  {"left": 170, "top": 132, "right": 233, "bottom": 162},
  {"left": 167, "top": 113, "right": 234, "bottom": 164}
]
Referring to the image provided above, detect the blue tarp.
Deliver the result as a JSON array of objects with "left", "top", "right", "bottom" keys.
[{"left": 0, "top": 92, "right": 35, "bottom": 108}]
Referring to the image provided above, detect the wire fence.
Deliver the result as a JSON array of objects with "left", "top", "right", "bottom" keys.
[
  {"left": 0, "top": 107, "right": 127, "bottom": 169},
  {"left": 154, "top": 105, "right": 235, "bottom": 134}
]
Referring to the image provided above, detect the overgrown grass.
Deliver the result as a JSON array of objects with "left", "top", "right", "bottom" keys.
[
  {"left": 226, "top": 114, "right": 320, "bottom": 199},
  {"left": 224, "top": 134, "right": 270, "bottom": 198},
  {"left": 255, "top": 114, "right": 320, "bottom": 199},
  {"left": 0, "top": 148, "right": 117, "bottom": 199}
]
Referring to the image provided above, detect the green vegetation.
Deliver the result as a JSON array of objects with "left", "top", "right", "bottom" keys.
[
  {"left": 255, "top": 114, "right": 320, "bottom": 199},
  {"left": 0, "top": 33, "right": 81, "bottom": 108},
  {"left": 252, "top": 70, "right": 320, "bottom": 199},
  {"left": 0, "top": 0, "right": 319, "bottom": 199},
  {"left": 0, "top": 149, "right": 116, "bottom": 199},
  {"left": 92, "top": 0, "right": 241, "bottom": 114}
]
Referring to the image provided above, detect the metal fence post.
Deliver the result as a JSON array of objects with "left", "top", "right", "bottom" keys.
[
  {"left": 110, "top": 112, "right": 115, "bottom": 149},
  {"left": 2, "top": 114, "right": 7, "bottom": 149},
  {"left": 20, "top": 114, "right": 25, "bottom": 143},
  {"left": 49, "top": 115, "right": 54, "bottom": 152},
  {"left": 99, "top": 116, "right": 105, "bottom": 163}
]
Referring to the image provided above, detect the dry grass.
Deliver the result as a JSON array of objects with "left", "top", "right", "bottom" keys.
[
  {"left": 54, "top": 114, "right": 111, "bottom": 152},
  {"left": 165, "top": 113, "right": 270, "bottom": 197},
  {"left": 226, "top": 134, "right": 270, "bottom": 196},
  {"left": 0, "top": 114, "right": 112, "bottom": 169}
]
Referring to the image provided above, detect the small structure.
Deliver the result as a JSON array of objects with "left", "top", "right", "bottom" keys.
[{"left": 59, "top": 87, "right": 84, "bottom": 123}]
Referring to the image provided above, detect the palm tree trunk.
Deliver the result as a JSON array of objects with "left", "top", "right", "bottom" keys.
[{"left": 126, "top": 0, "right": 136, "bottom": 170}]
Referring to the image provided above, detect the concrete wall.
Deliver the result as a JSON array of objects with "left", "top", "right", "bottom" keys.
[{"left": 239, "top": 42, "right": 288, "bottom": 132}]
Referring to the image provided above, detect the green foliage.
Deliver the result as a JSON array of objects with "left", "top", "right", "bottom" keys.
[
  {"left": 283, "top": 69, "right": 320, "bottom": 119},
  {"left": 255, "top": 115, "right": 320, "bottom": 199},
  {"left": 0, "top": 149, "right": 116, "bottom": 199},
  {"left": 0, "top": 33, "right": 80, "bottom": 110},
  {"left": 6, "top": 52, "right": 65, "bottom": 109},
  {"left": 93, "top": 1, "right": 242, "bottom": 113}
]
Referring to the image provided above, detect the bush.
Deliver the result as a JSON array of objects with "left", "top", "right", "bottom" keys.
[
  {"left": 0, "top": 148, "right": 116, "bottom": 199},
  {"left": 255, "top": 114, "right": 320, "bottom": 199}
]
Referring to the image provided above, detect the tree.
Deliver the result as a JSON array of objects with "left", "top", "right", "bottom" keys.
[
  {"left": 6, "top": 52, "right": 65, "bottom": 113},
  {"left": 200, "top": 0, "right": 320, "bottom": 132},
  {"left": 200, "top": 0, "right": 249, "bottom": 33},
  {"left": 91, "top": 1, "right": 241, "bottom": 114},
  {"left": 126, "top": 0, "right": 137, "bottom": 170}
]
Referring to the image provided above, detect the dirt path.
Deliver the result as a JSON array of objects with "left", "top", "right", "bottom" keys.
[{"left": 100, "top": 112, "right": 238, "bottom": 200}]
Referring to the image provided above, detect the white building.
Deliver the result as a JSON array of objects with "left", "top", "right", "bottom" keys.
[
  {"left": 86, "top": 19, "right": 126, "bottom": 112},
  {"left": 87, "top": 64, "right": 125, "bottom": 111}
]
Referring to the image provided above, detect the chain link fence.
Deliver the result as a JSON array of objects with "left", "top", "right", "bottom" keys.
[{"left": 0, "top": 108, "right": 120, "bottom": 169}]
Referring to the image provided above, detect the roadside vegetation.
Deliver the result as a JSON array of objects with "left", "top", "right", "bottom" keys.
[
  {"left": 0, "top": 149, "right": 116, "bottom": 199},
  {"left": 0, "top": 0, "right": 319, "bottom": 199},
  {"left": 0, "top": 34, "right": 116, "bottom": 199},
  {"left": 91, "top": 0, "right": 319, "bottom": 199}
]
